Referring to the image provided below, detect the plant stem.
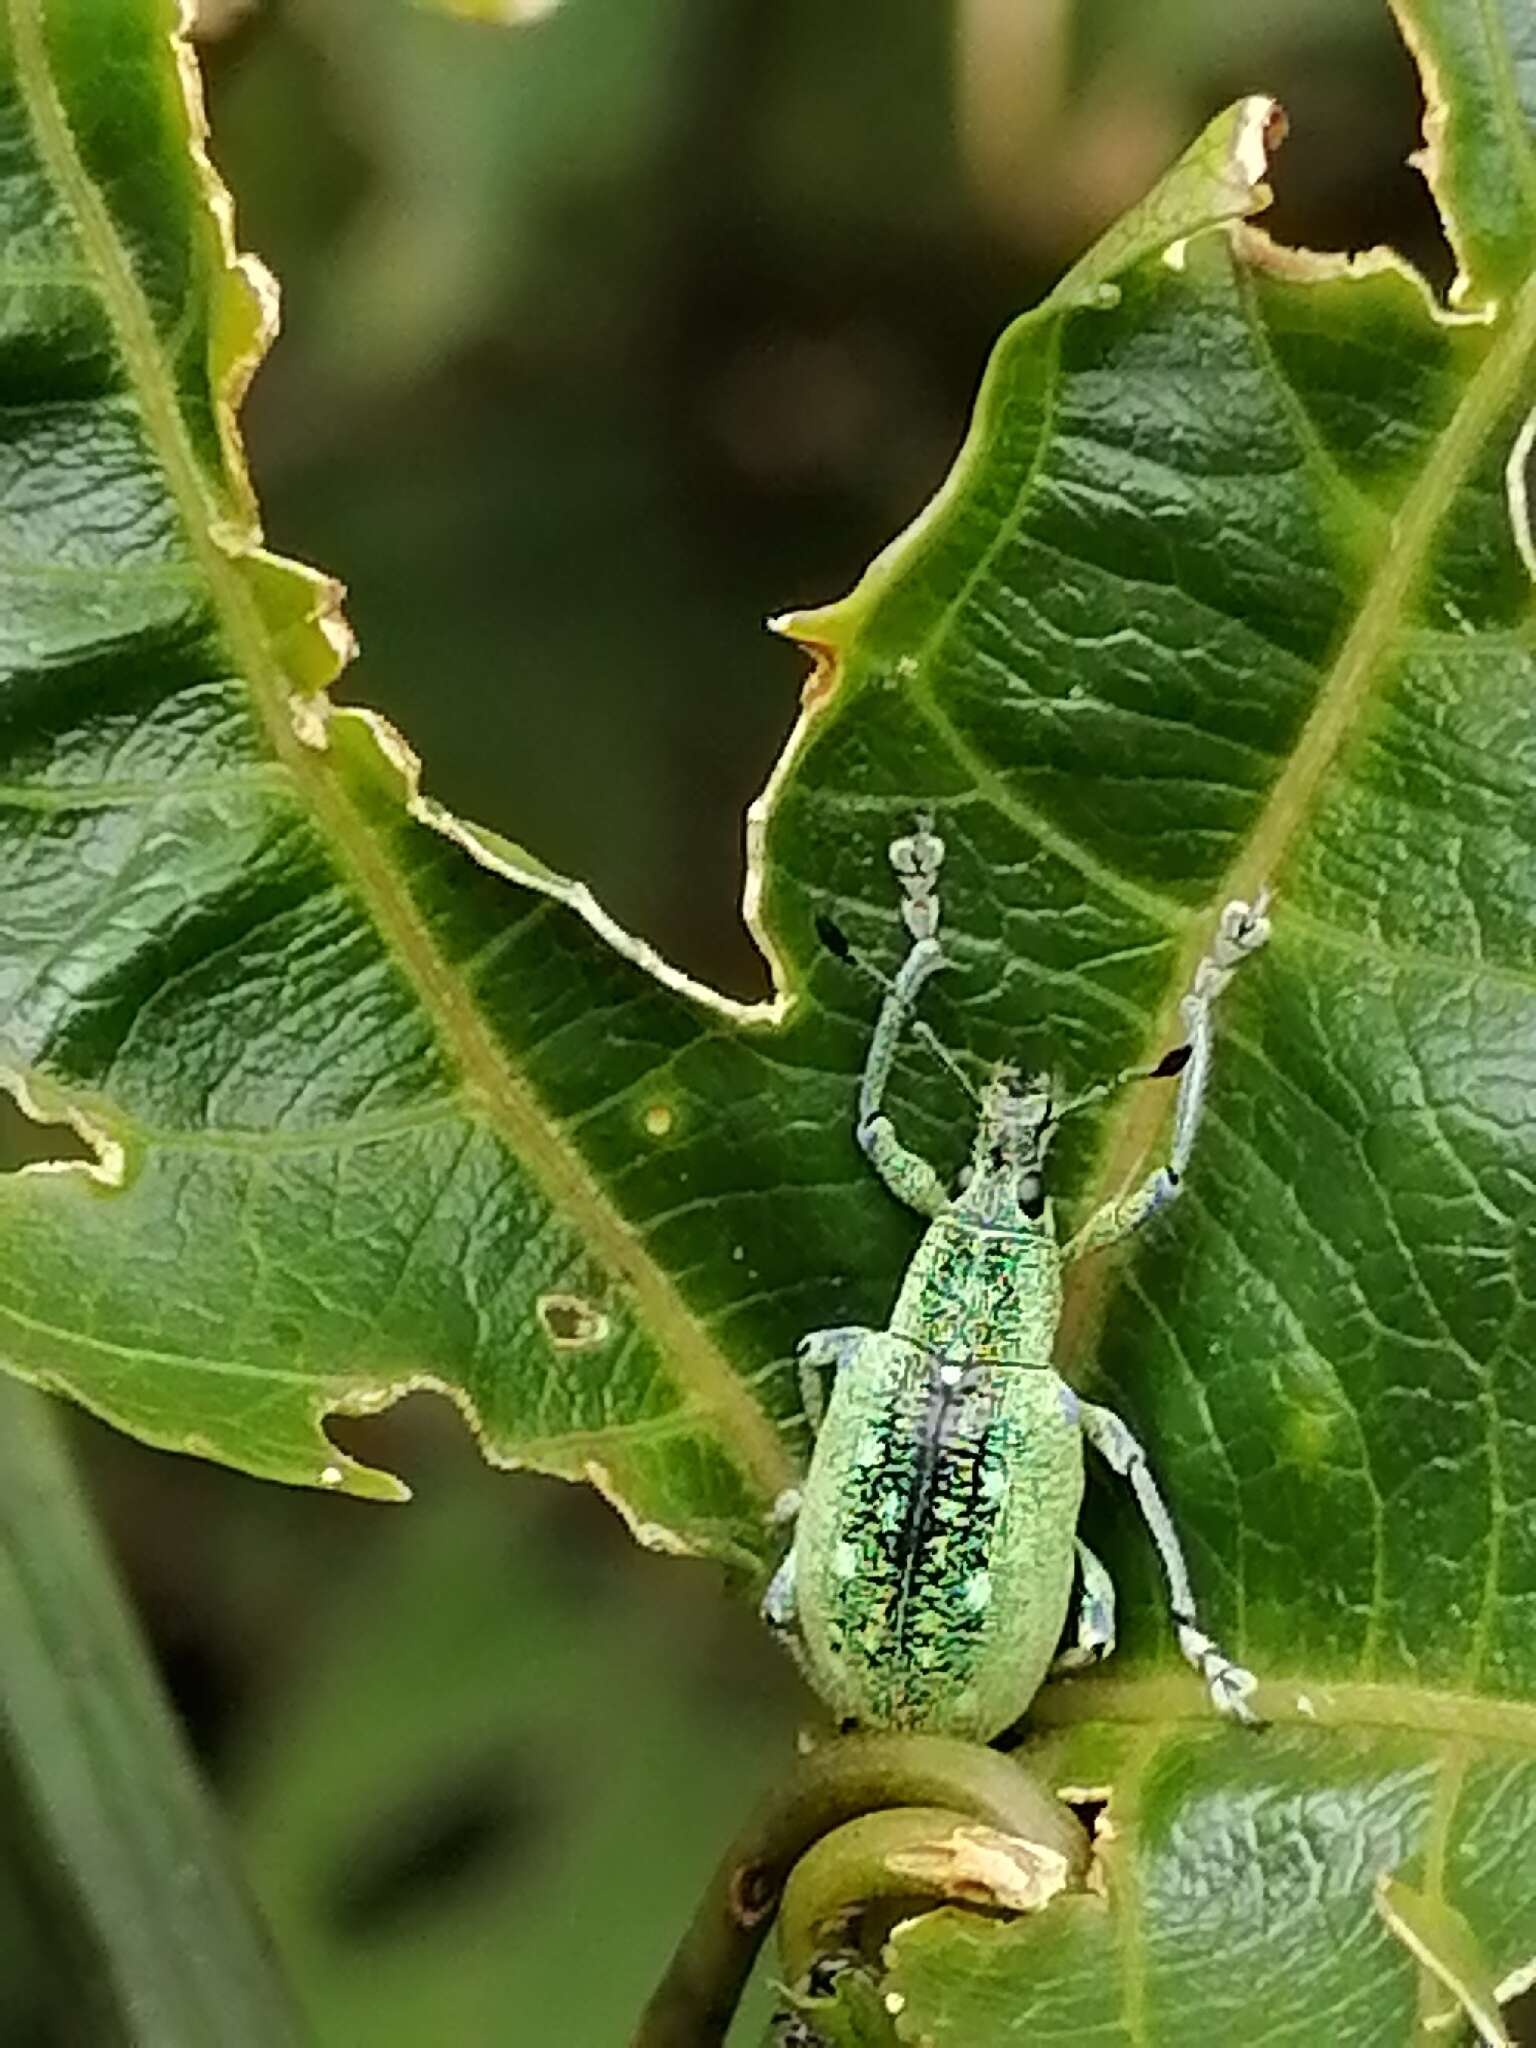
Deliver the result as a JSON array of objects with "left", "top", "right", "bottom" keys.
[
  {"left": 775, "top": 1801, "right": 1078, "bottom": 1987},
  {"left": 630, "top": 1731, "right": 1088, "bottom": 2047},
  {"left": 0, "top": 1378, "right": 309, "bottom": 2046}
]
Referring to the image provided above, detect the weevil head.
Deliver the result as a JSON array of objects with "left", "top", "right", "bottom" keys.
[{"left": 954, "top": 1065, "right": 1058, "bottom": 1228}]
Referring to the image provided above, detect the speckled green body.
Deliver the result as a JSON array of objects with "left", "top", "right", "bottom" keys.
[
  {"left": 793, "top": 1212, "right": 1084, "bottom": 1741},
  {"left": 769, "top": 830, "right": 1268, "bottom": 1735}
]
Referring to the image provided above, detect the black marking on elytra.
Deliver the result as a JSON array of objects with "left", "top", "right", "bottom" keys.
[
  {"left": 890, "top": 1358, "right": 997, "bottom": 1658},
  {"left": 1151, "top": 1044, "right": 1193, "bottom": 1079}
]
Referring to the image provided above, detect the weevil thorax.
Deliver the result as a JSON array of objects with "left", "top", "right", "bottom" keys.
[{"left": 890, "top": 1067, "right": 1064, "bottom": 1365}]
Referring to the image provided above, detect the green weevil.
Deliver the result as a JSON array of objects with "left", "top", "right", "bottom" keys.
[{"left": 762, "top": 819, "right": 1268, "bottom": 1741}]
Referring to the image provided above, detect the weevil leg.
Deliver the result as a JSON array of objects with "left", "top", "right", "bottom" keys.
[
  {"left": 761, "top": 1544, "right": 799, "bottom": 1635},
  {"left": 1053, "top": 1537, "right": 1117, "bottom": 1672},
  {"left": 797, "top": 1325, "right": 872, "bottom": 1434},
  {"left": 1078, "top": 1399, "right": 1258, "bottom": 1724},
  {"left": 1066, "top": 893, "right": 1271, "bottom": 1260},
  {"left": 854, "top": 820, "right": 952, "bottom": 1218}
]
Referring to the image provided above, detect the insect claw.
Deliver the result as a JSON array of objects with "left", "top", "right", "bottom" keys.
[
  {"left": 889, "top": 821, "right": 945, "bottom": 881},
  {"left": 1217, "top": 892, "right": 1272, "bottom": 960},
  {"left": 1208, "top": 1660, "right": 1259, "bottom": 1723},
  {"left": 1212, "top": 1665, "right": 1261, "bottom": 1725},
  {"left": 1178, "top": 1623, "right": 1259, "bottom": 1723}
]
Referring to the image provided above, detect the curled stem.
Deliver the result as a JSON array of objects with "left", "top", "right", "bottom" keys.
[
  {"left": 630, "top": 1732, "right": 1088, "bottom": 2048},
  {"left": 777, "top": 1801, "right": 1080, "bottom": 1987}
]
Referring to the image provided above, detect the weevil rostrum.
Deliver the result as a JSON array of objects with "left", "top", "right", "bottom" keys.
[{"left": 762, "top": 820, "right": 1269, "bottom": 1742}]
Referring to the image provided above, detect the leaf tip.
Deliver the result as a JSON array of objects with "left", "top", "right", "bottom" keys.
[
  {"left": 309, "top": 1447, "right": 415, "bottom": 1502},
  {"left": 331, "top": 1460, "right": 413, "bottom": 1504},
  {"left": 766, "top": 608, "right": 846, "bottom": 730},
  {"left": 769, "top": 603, "right": 853, "bottom": 657}
]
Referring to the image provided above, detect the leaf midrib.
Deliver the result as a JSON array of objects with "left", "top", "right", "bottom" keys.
[
  {"left": 1058, "top": 249, "right": 1536, "bottom": 1370},
  {"left": 7, "top": 0, "right": 794, "bottom": 1509},
  {"left": 1030, "top": 1672, "right": 1536, "bottom": 1749}
]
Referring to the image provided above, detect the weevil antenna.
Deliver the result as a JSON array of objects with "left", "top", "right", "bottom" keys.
[
  {"left": 816, "top": 915, "right": 982, "bottom": 1105},
  {"left": 1055, "top": 1041, "right": 1192, "bottom": 1122}
]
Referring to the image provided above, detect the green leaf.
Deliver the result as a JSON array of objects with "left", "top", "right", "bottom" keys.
[
  {"left": 0, "top": 6, "right": 1273, "bottom": 1544},
  {"left": 1377, "top": 1875, "right": 1512, "bottom": 2047},
  {"left": 1389, "top": 0, "right": 1536, "bottom": 305},
  {"left": 0, "top": 0, "right": 798, "bottom": 1553},
  {"left": 775, "top": 1969, "right": 900, "bottom": 2048},
  {"left": 7, "top": 1, "right": 1536, "bottom": 2038}
]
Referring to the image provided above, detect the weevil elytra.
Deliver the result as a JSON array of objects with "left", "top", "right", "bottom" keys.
[{"left": 762, "top": 820, "right": 1269, "bottom": 1741}]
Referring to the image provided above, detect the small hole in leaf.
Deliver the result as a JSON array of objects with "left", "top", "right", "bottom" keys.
[
  {"left": 536, "top": 1293, "right": 610, "bottom": 1350},
  {"left": 1062, "top": 1790, "right": 1109, "bottom": 1839},
  {"left": 327, "top": 1761, "right": 550, "bottom": 1940}
]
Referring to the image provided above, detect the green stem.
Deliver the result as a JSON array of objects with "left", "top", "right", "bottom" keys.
[
  {"left": 630, "top": 1731, "right": 1088, "bottom": 2048},
  {"left": 776, "top": 1802, "right": 1077, "bottom": 1987},
  {"left": 0, "top": 1378, "right": 309, "bottom": 2046}
]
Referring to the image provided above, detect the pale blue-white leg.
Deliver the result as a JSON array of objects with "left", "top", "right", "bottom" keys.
[
  {"left": 1066, "top": 893, "right": 1271, "bottom": 1260},
  {"left": 855, "top": 819, "right": 951, "bottom": 1218},
  {"left": 762, "top": 1545, "right": 799, "bottom": 1635},
  {"left": 1078, "top": 1399, "right": 1257, "bottom": 1723},
  {"left": 1053, "top": 1537, "right": 1117, "bottom": 1672},
  {"left": 797, "top": 1325, "right": 871, "bottom": 1434},
  {"left": 770, "top": 1326, "right": 872, "bottom": 1627}
]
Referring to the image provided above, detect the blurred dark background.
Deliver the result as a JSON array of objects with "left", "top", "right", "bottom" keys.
[{"left": 0, "top": 0, "right": 1456, "bottom": 2040}]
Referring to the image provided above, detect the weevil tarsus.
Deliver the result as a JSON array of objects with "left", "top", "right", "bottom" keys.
[{"left": 1053, "top": 1536, "right": 1117, "bottom": 1671}]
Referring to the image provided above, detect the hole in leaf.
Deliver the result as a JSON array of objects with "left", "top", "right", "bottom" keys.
[
  {"left": 326, "top": 1759, "right": 550, "bottom": 1940},
  {"left": 1504, "top": 1980, "right": 1536, "bottom": 2044},
  {"left": 1210, "top": 14, "right": 1454, "bottom": 292},
  {"left": 536, "top": 1292, "right": 610, "bottom": 1350},
  {"left": 0, "top": 1087, "right": 96, "bottom": 1173},
  {"left": 1061, "top": 1790, "right": 1109, "bottom": 1839}
]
